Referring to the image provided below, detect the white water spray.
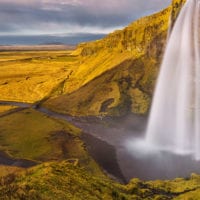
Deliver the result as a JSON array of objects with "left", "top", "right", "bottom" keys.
[{"left": 145, "top": 0, "right": 200, "bottom": 159}]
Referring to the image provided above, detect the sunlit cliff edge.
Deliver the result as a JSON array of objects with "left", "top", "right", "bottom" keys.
[{"left": 44, "top": 0, "right": 186, "bottom": 117}]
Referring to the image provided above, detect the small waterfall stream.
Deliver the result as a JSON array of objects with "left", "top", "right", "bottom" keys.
[{"left": 146, "top": 0, "right": 200, "bottom": 159}]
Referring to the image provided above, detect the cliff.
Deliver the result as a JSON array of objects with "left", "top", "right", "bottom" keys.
[{"left": 44, "top": 0, "right": 186, "bottom": 116}]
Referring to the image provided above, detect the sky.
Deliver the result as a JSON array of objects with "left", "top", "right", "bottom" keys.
[{"left": 0, "top": 0, "right": 171, "bottom": 44}]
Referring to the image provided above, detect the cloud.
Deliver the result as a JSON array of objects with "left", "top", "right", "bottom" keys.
[{"left": 0, "top": 0, "right": 171, "bottom": 35}]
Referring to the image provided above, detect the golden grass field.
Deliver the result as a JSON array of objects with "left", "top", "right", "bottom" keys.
[{"left": 0, "top": 50, "right": 78, "bottom": 102}]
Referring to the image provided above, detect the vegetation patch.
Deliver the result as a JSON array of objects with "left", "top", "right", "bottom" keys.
[
  {"left": 1, "top": 161, "right": 200, "bottom": 200},
  {"left": 0, "top": 109, "right": 83, "bottom": 161}
]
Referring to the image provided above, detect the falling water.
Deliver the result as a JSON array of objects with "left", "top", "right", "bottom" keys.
[{"left": 146, "top": 0, "right": 200, "bottom": 159}]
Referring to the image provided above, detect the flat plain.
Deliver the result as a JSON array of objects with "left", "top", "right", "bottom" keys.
[{"left": 0, "top": 50, "right": 78, "bottom": 102}]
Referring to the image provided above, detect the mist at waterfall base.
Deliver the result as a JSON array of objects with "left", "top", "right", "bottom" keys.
[{"left": 125, "top": 0, "right": 200, "bottom": 180}]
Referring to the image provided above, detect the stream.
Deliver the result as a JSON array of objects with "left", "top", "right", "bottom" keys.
[{"left": 1, "top": 100, "right": 200, "bottom": 183}]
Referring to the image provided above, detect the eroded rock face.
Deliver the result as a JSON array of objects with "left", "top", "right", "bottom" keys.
[
  {"left": 46, "top": 0, "right": 186, "bottom": 116},
  {"left": 78, "top": 7, "right": 170, "bottom": 58},
  {"left": 78, "top": 0, "right": 187, "bottom": 59},
  {"left": 171, "top": 0, "right": 187, "bottom": 29}
]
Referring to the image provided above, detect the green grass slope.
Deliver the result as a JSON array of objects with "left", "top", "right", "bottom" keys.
[{"left": 0, "top": 108, "right": 106, "bottom": 177}]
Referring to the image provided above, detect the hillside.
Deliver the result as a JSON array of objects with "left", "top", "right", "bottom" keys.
[
  {"left": 44, "top": 0, "right": 186, "bottom": 117},
  {"left": 2, "top": 160, "right": 200, "bottom": 200},
  {"left": 0, "top": 1, "right": 186, "bottom": 117}
]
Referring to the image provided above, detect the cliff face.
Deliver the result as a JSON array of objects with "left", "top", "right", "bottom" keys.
[
  {"left": 78, "top": 8, "right": 169, "bottom": 58},
  {"left": 79, "top": 0, "right": 186, "bottom": 57},
  {"left": 171, "top": 0, "right": 186, "bottom": 28},
  {"left": 45, "top": 0, "right": 186, "bottom": 116}
]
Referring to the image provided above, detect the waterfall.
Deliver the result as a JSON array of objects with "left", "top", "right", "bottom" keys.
[{"left": 145, "top": 0, "right": 200, "bottom": 159}]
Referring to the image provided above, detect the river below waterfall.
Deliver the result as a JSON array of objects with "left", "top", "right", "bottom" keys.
[{"left": 1, "top": 101, "right": 200, "bottom": 183}]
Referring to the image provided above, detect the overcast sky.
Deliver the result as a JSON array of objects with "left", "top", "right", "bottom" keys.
[{"left": 0, "top": 0, "right": 171, "bottom": 36}]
